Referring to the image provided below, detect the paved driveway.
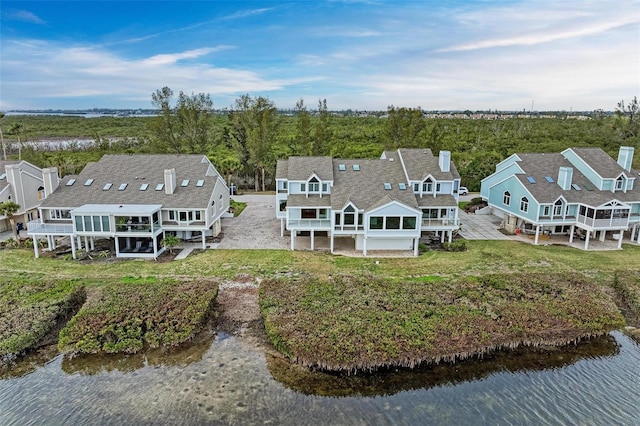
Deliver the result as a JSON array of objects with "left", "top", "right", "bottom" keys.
[
  {"left": 457, "top": 209, "right": 511, "bottom": 240},
  {"left": 216, "top": 194, "right": 289, "bottom": 249}
]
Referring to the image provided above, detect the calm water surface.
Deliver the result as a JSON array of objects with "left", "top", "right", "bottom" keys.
[{"left": 1, "top": 331, "right": 638, "bottom": 425}]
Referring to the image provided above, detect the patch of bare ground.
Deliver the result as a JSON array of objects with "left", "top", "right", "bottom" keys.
[{"left": 214, "top": 276, "right": 274, "bottom": 352}]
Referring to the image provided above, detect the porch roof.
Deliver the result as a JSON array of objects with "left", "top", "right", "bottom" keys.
[
  {"left": 72, "top": 204, "right": 162, "bottom": 215},
  {"left": 417, "top": 194, "right": 457, "bottom": 207},
  {"left": 286, "top": 194, "right": 332, "bottom": 208}
]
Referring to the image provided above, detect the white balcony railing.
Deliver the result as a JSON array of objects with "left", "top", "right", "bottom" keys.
[
  {"left": 578, "top": 215, "right": 629, "bottom": 229},
  {"left": 287, "top": 219, "right": 332, "bottom": 229},
  {"left": 421, "top": 218, "right": 459, "bottom": 228},
  {"left": 27, "top": 221, "right": 74, "bottom": 235}
]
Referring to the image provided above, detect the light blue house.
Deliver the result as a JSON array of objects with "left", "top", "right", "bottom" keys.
[
  {"left": 481, "top": 146, "right": 640, "bottom": 249},
  {"left": 275, "top": 149, "right": 462, "bottom": 255}
]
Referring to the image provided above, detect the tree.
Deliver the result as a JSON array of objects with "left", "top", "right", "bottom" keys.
[
  {"left": 149, "top": 86, "right": 215, "bottom": 154},
  {"left": 616, "top": 96, "right": 639, "bottom": 138},
  {"left": 0, "top": 201, "right": 21, "bottom": 239},
  {"left": 8, "top": 123, "right": 24, "bottom": 160},
  {"left": 294, "top": 98, "right": 312, "bottom": 156},
  {"left": 160, "top": 234, "right": 180, "bottom": 255},
  {"left": 0, "top": 112, "right": 6, "bottom": 160},
  {"left": 313, "top": 99, "right": 331, "bottom": 156},
  {"left": 228, "top": 95, "right": 279, "bottom": 191},
  {"left": 384, "top": 106, "right": 426, "bottom": 149}
]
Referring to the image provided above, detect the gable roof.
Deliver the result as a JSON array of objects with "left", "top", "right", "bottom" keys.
[
  {"left": 40, "top": 154, "right": 222, "bottom": 209},
  {"left": 331, "top": 158, "right": 419, "bottom": 211},
  {"left": 398, "top": 148, "right": 460, "bottom": 181},
  {"left": 570, "top": 148, "right": 636, "bottom": 179},
  {"left": 511, "top": 151, "right": 640, "bottom": 205},
  {"left": 284, "top": 156, "right": 333, "bottom": 181},
  {"left": 0, "top": 161, "right": 18, "bottom": 193}
]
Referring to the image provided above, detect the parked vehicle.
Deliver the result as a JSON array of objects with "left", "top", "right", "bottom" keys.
[{"left": 459, "top": 187, "right": 469, "bottom": 195}]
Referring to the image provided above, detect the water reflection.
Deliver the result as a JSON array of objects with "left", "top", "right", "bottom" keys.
[
  {"left": 61, "top": 331, "right": 216, "bottom": 375},
  {"left": 266, "top": 335, "right": 620, "bottom": 397},
  {"left": 0, "top": 345, "right": 59, "bottom": 380}
]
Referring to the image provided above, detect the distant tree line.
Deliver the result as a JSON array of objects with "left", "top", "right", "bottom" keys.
[{"left": 1, "top": 91, "right": 638, "bottom": 192}]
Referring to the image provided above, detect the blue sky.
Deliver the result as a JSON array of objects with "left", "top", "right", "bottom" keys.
[{"left": 1, "top": 0, "right": 639, "bottom": 111}]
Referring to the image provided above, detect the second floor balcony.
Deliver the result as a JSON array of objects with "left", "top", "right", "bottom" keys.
[
  {"left": 27, "top": 220, "right": 74, "bottom": 235},
  {"left": 287, "top": 218, "right": 332, "bottom": 230}
]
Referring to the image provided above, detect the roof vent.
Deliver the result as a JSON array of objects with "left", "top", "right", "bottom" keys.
[
  {"left": 140, "top": 183, "right": 149, "bottom": 191},
  {"left": 338, "top": 164, "right": 346, "bottom": 171},
  {"left": 196, "top": 179, "right": 204, "bottom": 187},
  {"left": 103, "top": 183, "right": 113, "bottom": 191},
  {"left": 384, "top": 183, "right": 392, "bottom": 190},
  {"left": 66, "top": 178, "right": 76, "bottom": 186},
  {"left": 118, "top": 183, "right": 128, "bottom": 191},
  {"left": 181, "top": 179, "right": 189, "bottom": 187},
  {"left": 353, "top": 164, "right": 360, "bottom": 171},
  {"left": 84, "top": 179, "right": 94, "bottom": 186}
]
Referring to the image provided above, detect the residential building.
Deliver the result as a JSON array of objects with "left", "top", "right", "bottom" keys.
[
  {"left": 0, "top": 160, "right": 54, "bottom": 233},
  {"left": 480, "top": 146, "right": 640, "bottom": 249},
  {"left": 275, "top": 149, "right": 461, "bottom": 255},
  {"left": 27, "top": 154, "right": 229, "bottom": 259}
]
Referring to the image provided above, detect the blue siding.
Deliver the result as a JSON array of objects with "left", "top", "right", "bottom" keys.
[
  {"left": 488, "top": 176, "right": 539, "bottom": 222},
  {"left": 481, "top": 163, "right": 524, "bottom": 199},
  {"left": 563, "top": 150, "right": 603, "bottom": 188}
]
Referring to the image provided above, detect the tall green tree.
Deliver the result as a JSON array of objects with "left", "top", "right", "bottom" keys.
[
  {"left": 616, "top": 96, "right": 639, "bottom": 139},
  {"left": 0, "top": 201, "right": 21, "bottom": 239},
  {"left": 294, "top": 98, "right": 312, "bottom": 156},
  {"left": 384, "top": 106, "right": 426, "bottom": 149},
  {"left": 8, "top": 123, "right": 24, "bottom": 160},
  {"left": 0, "top": 111, "right": 6, "bottom": 160},
  {"left": 228, "top": 95, "right": 279, "bottom": 191},
  {"left": 149, "top": 87, "right": 215, "bottom": 154},
  {"left": 313, "top": 99, "right": 331, "bottom": 156}
]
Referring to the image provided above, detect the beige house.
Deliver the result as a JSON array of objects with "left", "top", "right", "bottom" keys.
[
  {"left": 1, "top": 160, "right": 56, "bottom": 234},
  {"left": 27, "top": 154, "right": 229, "bottom": 259}
]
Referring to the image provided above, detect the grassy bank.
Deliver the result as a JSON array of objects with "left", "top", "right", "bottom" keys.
[
  {"left": 1, "top": 278, "right": 85, "bottom": 360},
  {"left": 613, "top": 270, "right": 640, "bottom": 321},
  {"left": 58, "top": 278, "right": 218, "bottom": 354},
  {"left": 260, "top": 273, "right": 625, "bottom": 372}
]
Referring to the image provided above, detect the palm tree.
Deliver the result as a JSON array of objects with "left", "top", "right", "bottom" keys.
[
  {"left": 0, "top": 111, "right": 6, "bottom": 160},
  {"left": 0, "top": 201, "right": 21, "bottom": 239},
  {"left": 9, "top": 123, "right": 24, "bottom": 160},
  {"left": 160, "top": 234, "right": 180, "bottom": 254}
]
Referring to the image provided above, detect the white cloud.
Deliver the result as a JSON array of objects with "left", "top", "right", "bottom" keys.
[
  {"left": 0, "top": 40, "right": 319, "bottom": 109},
  {"left": 5, "top": 10, "right": 46, "bottom": 25}
]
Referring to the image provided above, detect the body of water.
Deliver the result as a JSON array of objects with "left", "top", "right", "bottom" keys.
[{"left": 1, "top": 328, "right": 638, "bottom": 425}]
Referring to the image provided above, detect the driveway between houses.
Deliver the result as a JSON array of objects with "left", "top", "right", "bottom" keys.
[{"left": 216, "top": 194, "right": 289, "bottom": 249}]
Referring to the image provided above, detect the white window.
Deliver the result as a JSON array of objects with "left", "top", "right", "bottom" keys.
[
  {"left": 503, "top": 191, "right": 511, "bottom": 206},
  {"left": 616, "top": 177, "right": 623, "bottom": 190},
  {"left": 413, "top": 183, "right": 420, "bottom": 192},
  {"left": 520, "top": 197, "right": 529, "bottom": 213},
  {"left": 553, "top": 201, "right": 562, "bottom": 216},
  {"left": 322, "top": 183, "right": 328, "bottom": 192},
  {"left": 542, "top": 206, "right": 550, "bottom": 216},
  {"left": 300, "top": 183, "right": 306, "bottom": 192},
  {"left": 422, "top": 179, "right": 433, "bottom": 193},
  {"left": 309, "top": 182, "right": 320, "bottom": 192}
]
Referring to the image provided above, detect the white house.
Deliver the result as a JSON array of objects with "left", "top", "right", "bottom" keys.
[
  {"left": 1, "top": 160, "right": 55, "bottom": 233},
  {"left": 275, "top": 149, "right": 462, "bottom": 256},
  {"left": 27, "top": 154, "right": 229, "bottom": 259},
  {"left": 480, "top": 146, "right": 640, "bottom": 249}
]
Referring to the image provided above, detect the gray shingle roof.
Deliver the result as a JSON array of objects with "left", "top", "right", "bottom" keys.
[
  {"left": 398, "top": 148, "right": 460, "bottom": 181},
  {"left": 40, "top": 154, "right": 221, "bottom": 209},
  {"left": 330, "top": 159, "right": 419, "bottom": 211},
  {"left": 571, "top": 148, "right": 635, "bottom": 179},
  {"left": 275, "top": 159, "right": 288, "bottom": 179},
  {"left": 515, "top": 151, "right": 640, "bottom": 206},
  {"left": 284, "top": 156, "right": 334, "bottom": 181}
]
